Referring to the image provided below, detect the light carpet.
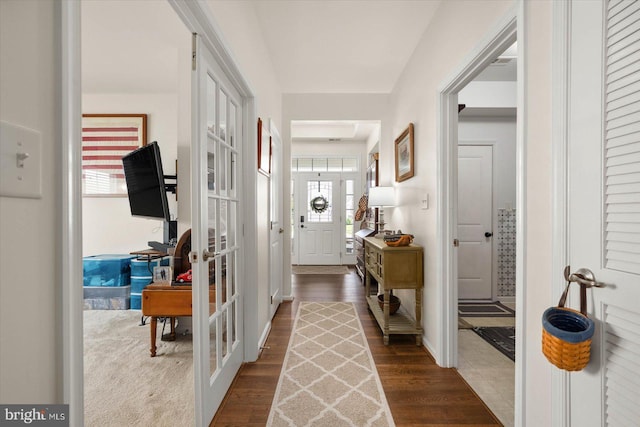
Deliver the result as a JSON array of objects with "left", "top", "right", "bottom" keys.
[
  {"left": 83, "top": 310, "right": 193, "bottom": 426},
  {"left": 267, "top": 302, "right": 395, "bottom": 426},
  {"left": 292, "top": 265, "right": 352, "bottom": 275}
]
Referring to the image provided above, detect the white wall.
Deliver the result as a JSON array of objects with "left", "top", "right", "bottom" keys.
[
  {"left": 459, "top": 81, "right": 517, "bottom": 108},
  {"left": 82, "top": 93, "right": 179, "bottom": 256},
  {"left": 292, "top": 140, "right": 368, "bottom": 171},
  {"left": 523, "top": 1, "right": 554, "bottom": 424},
  {"left": 0, "top": 0, "right": 60, "bottom": 403},
  {"left": 205, "top": 0, "right": 283, "bottom": 356},
  {"left": 385, "top": 1, "right": 555, "bottom": 424},
  {"left": 459, "top": 116, "right": 517, "bottom": 298}
]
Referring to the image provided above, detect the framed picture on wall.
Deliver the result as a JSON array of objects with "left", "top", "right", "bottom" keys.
[
  {"left": 394, "top": 123, "right": 414, "bottom": 182},
  {"left": 258, "top": 117, "right": 271, "bottom": 176},
  {"left": 82, "top": 114, "right": 147, "bottom": 196}
]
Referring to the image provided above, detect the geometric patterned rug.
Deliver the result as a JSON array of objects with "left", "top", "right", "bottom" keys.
[{"left": 267, "top": 302, "right": 395, "bottom": 426}]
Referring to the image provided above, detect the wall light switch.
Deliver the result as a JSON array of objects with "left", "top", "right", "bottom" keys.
[
  {"left": 421, "top": 193, "right": 429, "bottom": 210},
  {"left": 1, "top": 121, "right": 42, "bottom": 199}
]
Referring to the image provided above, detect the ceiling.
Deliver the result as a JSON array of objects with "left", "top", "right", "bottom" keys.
[
  {"left": 81, "top": 0, "right": 190, "bottom": 93},
  {"left": 83, "top": 1, "right": 441, "bottom": 95},
  {"left": 82, "top": 0, "right": 512, "bottom": 134},
  {"left": 291, "top": 120, "right": 380, "bottom": 143},
  {"left": 248, "top": 0, "right": 442, "bottom": 93}
]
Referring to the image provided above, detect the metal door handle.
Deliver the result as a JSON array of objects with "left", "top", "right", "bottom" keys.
[
  {"left": 203, "top": 249, "right": 219, "bottom": 262},
  {"left": 279, "top": 228, "right": 284, "bottom": 234},
  {"left": 485, "top": 232, "right": 493, "bottom": 238},
  {"left": 564, "top": 266, "right": 604, "bottom": 288}
]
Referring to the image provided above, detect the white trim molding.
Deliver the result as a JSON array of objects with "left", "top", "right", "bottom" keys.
[
  {"left": 551, "top": 0, "right": 571, "bottom": 425},
  {"left": 436, "top": 3, "right": 526, "bottom": 427},
  {"left": 168, "top": 0, "right": 260, "bottom": 365},
  {"left": 436, "top": 4, "right": 518, "bottom": 366},
  {"left": 61, "top": 1, "right": 84, "bottom": 425}
]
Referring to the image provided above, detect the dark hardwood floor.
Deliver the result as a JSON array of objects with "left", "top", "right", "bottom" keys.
[{"left": 211, "top": 267, "right": 501, "bottom": 426}]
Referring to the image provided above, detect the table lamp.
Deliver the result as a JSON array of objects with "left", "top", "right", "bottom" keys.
[{"left": 368, "top": 186, "right": 395, "bottom": 238}]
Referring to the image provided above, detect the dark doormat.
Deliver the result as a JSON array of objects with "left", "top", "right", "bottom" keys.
[
  {"left": 458, "top": 301, "right": 515, "bottom": 317},
  {"left": 472, "top": 326, "right": 515, "bottom": 361}
]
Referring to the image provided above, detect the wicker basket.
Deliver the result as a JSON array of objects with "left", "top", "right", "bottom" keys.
[{"left": 541, "top": 281, "right": 595, "bottom": 371}]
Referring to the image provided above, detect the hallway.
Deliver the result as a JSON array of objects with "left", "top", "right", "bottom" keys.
[{"left": 212, "top": 268, "right": 501, "bottom": 425}]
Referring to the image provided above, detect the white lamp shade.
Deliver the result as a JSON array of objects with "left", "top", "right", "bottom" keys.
[{"left": 368, "top": 186, "right": 395, "bottom": 207}]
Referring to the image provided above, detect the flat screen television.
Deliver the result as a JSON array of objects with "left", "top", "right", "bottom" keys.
[{"left": 122, "top": 141, "right": 171, "bottom": 222}]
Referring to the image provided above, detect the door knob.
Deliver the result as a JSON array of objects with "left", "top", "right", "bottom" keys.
[
  {"left": 564, "top": 266, "right": 604, "bottom": 288},
  {"left": 484, "top": 232, "right": 493, "bottom": 238},
  {"left": 202, "top": 249, "right": 219, "bottom": 262},
  {"left": 279, "top": 228, "right": 284, "bottom": 234}
]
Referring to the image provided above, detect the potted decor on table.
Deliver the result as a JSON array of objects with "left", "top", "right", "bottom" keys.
[{"left": 377, "top": 291, "right": 401, "bottom": 315}]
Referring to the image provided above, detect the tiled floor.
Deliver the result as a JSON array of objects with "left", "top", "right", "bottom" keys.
[{"left": 457, "top": 302, "right": 515, "bottom": 427}]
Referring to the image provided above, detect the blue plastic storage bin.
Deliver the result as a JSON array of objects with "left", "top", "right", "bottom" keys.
[
  {"left": 131, "top": 276, "right": 153, "bottom": 293},
  {"left": 130, "top": 293, "right": 142, "bottom": 310},
  {"left": 130, "top": 257, "right": 170, "bottom": 277},
  {"left": 83, "top": 285, "right": 130, "bottom": 310},
  {"left": 83, "top": 254, "right": 135, "bottom": 287}
]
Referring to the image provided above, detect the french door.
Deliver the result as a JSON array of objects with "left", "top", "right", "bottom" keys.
[
  {"left": 296, "top": 172, "right": 342, "bottom": 265},
  {"left": 192, "top": 34, "right": 243, "bottom": 425}
]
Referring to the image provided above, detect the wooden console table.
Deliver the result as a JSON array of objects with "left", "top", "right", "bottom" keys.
[
  {"left": 141, "top": 284, "right": 215, "bottom": 357},
  {"left": 364, "top": 236, "right": 423, "bottom": 345}
]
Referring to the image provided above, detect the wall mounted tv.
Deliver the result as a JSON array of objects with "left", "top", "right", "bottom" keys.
[{"left": 122, "top": 141, "right": 172, "bottom": 222}]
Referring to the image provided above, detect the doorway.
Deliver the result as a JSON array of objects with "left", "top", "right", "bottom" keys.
[
  {"left": 457, "top": 144, "right": 494, "bottom": 300},
  {"left": 67, "top": 1, "right": 255, "bottom": 425},
  {"left": 456, "top": 70, "right": 518, "bottom": 425},
  {"left": 436, "top": 10, "right": 523, "bottom": 427},
  {"left": 295, "top": 172, "right": 342, "bottom": 265},
  {"left": 289, "top": 120, "right": 379, "bottom": 267},
  {"left": 80, "top": 1, "right": 193, "bottom": 425}
]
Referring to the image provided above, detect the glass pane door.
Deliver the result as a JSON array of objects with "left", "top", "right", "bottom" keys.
[{"left": 193, "top": 34, "right": 243, "bottom": 425}]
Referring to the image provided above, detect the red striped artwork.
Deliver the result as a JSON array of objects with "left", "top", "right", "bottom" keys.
[{"left": 82, "top": 114, "right": 147, "bottom": 195}]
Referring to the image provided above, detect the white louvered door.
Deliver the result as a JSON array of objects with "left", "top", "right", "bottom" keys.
[{"left": 567, "top": 1, "right": 640, "bottom": 425}]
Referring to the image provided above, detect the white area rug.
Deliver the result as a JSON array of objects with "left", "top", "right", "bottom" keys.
[
  {"left": 267, "top": 302, "right": 395, "bottom": 426},
  {"left": 83, "top": 310, "right": 193, "bottom": 426},
  {"left": 292, "top": 265, "right": 351, "bottom": 275}
]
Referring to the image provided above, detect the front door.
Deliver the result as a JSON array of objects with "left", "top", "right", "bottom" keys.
[
  {"left": 458, "top": 145, "right": 493, "bottom": 299},
  {"left": 567, "top": 1, "right": 640, "bottom": 424},
  {"left": 191, "top": 34, "right": 243, "bottom": 425},
  {"left": 297, "top": 172, "right": 341, "bottom": 265}
]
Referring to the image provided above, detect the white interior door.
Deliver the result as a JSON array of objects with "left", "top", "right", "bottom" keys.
[
  {"left": 567, "top": 1, "right": 640, "bottom": 425},
  {"left": 458, "top": 145, "right": 493, "bottom": 299},
  {"left": 269, "top": 120, "right": 283, "bottom": 317},
  {"left": 192, "top": 34, "right": 243, "bottom": 426},
  {"left": 297, "top": 172, "right": 341, "bottom": 265}
]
